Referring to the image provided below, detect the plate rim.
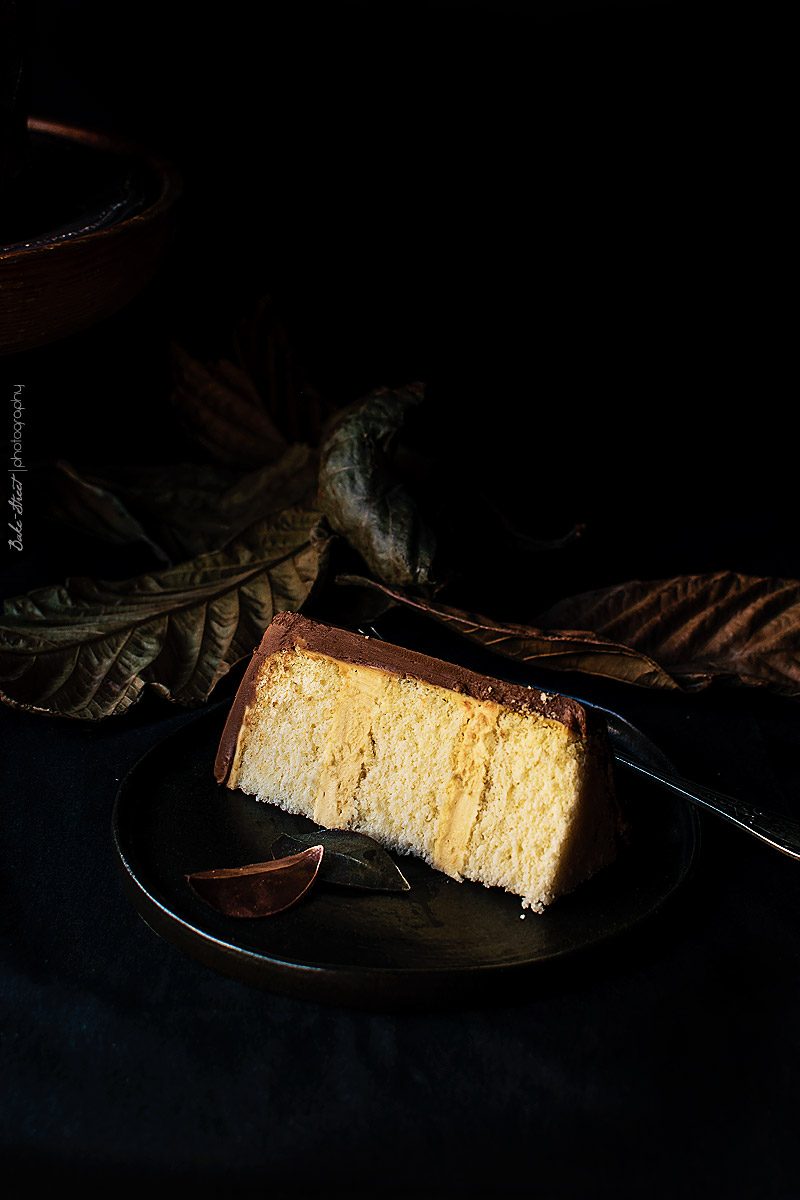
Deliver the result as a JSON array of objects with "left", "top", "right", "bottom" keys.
[{"left": 111, "top": 705, "right": 701, "bottom": 1005}]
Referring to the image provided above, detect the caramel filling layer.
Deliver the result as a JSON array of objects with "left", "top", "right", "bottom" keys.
[
  {"left": 313, "top": 661, "right": 386, "bottom": 827},
  {"left": 434, "top": 698, "right": 500, "bottom": 878},
  {"left": 311, "top": 654, "right": 502, "bottom": 878}
]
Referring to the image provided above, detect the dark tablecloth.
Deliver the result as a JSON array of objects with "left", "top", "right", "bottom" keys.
[
  {"left": 3, "top": 2, "right": 794, "bottom": 1197},
  {"left": 3, "top": 613, "right": 800, "bottom": 1200}
]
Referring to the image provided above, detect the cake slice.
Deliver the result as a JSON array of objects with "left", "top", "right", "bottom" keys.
[{"left": 215, "top": 612, "right": 622, "bottom": 912}]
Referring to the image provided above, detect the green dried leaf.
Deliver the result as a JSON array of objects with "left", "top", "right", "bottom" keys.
[
  {"left": 271, "top": 829, "right": 411, "bottom": 892},
  {"left": 0, "top": 511, "right": 330, "bottom": 719},
  {"left": 53, "top": 446, "right": 319, "bottom": 564},
  {"left": 50, "top": 460, "right": 170, "bottom": 564},
  {"left": 318, "top": 384, "right": 436, "bottom": 587},
  {"left": 188, "top": 845, "right": 324, "bottom": 917}
]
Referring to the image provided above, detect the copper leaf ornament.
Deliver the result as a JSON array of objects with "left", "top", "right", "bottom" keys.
[{"left": 187, "top": 846, "right": 324, "bottom": 917}]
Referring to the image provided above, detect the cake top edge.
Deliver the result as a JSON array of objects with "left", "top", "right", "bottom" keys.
[
  {"left": 264, "top": 612, "right": 591, "bottom": 730},
  {"left": 214, "top": 612, "right": 598, "bottom": 783}
]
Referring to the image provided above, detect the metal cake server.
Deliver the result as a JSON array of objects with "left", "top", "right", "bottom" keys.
[
  {"left": 361, "top": 624, "right": 800, "bottom": 862},
  {"left": 588, "top": 701, "right": 800, "bottom": 861}
]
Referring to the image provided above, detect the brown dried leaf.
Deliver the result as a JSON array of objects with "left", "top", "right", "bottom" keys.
[
  {"left": 537, "top": 571, "right": 800, "bottom": 696},
  {"left": 335, "top": 575, "right": 683, "bottom": 690},
  {"left": 187, "top": 845, "right": 323, "bottom": 917},
  {"left": 232, "top": 296, "right": 330, "bottom": 446},
  {"left": 169, "top": 343, "right": 288, "bottom": 468},
  {"left": 339, "top": 571, "right": 800, "bottom": 697}
]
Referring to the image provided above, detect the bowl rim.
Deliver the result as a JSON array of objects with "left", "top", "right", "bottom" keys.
[{"left": 0, "top": 116, "right": 182, "bottom": 262}]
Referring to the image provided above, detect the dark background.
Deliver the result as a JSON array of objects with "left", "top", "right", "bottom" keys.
[
  {"left": 8, "top": 0, "right": 790, "bottom": 589},
  {"left": 2, "top": 4, "right": 797, "bottom": 1199}
]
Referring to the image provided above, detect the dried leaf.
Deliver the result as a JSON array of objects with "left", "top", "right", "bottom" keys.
[
  {"left": 318, "top": 384, "right": 436, "bottom": 587},
  {"left": 54, "top": 446, "right": 319, "bottom": 564},
  {"left": 490, "top": 514, "right": 586, "bottom": 555},
  {"left": 169, "top": 343, "right": 288, "bottom": 468},
  {"left": 232, "top": 296, "right": 330, "bottom": 446},
  {"left": 336, "top": 575, "right": 680, "bottom": 690},
  {"left": 0, "top": 511, "right": 330, "bottom": 719},
  {"left": 432, "top": 496, "right": 586, "bottom": 613},
  {"left": 537, "top": 571, "right": 800, "bottom": 696},
  {"left": 50, "top": 460, "right": 170, "bottom": 563},
  {"left": 338, "top": 572, "right": 800, "bottom": 698},
  {"left": 271, "top": 829, "right": 411, "bottom": 892},
  {"left": 187, "top": 845, "right": 323, "bottom": 917},
  {"left": 169, "top": 297, "right": 331, "bottom": 468}
]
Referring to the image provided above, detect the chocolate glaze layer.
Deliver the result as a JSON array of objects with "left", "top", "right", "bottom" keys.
[{"left": 214, "top": 611, "right": 597, "bottom": 785}]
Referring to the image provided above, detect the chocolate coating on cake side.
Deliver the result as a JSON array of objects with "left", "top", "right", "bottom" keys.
[{"left": 214, "top": 611, "right": 596, "bottom": 785}]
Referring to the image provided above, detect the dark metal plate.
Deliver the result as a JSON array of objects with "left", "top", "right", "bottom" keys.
[{"left": 112, "top": 706, "right": 699, "bottom": 1008}]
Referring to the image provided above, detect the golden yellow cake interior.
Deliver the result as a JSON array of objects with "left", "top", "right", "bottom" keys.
[{"left": 220, "top": 622, "right": 620, "bottom": 913}]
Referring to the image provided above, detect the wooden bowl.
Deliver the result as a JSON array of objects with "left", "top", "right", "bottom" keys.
[{"left": 0, "top": 118, "right": 182, "bottom": 355}]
